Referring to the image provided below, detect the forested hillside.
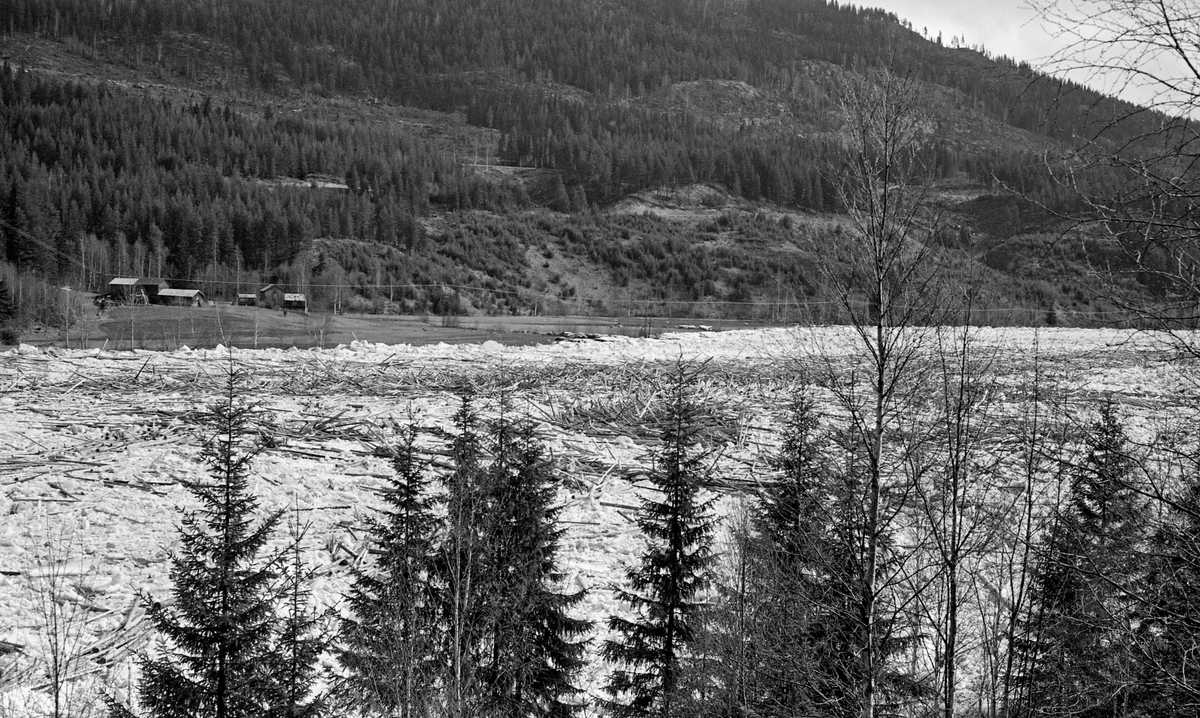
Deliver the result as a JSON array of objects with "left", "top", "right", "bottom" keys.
[{"left": 0, "top": 0, "right": 1161, "bottom": 326}]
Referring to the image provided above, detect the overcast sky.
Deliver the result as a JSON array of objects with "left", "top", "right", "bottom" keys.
[
  {"left": 863, "top": 0, "right": 1181, "bottom": 109},
  {"left": 866, "top": 0, "right": 1058, "bottom": 66}
]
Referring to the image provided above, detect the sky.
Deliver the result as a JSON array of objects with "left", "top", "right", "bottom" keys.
[
  {"left": 863, "top": 0, "right": 1186, "bottom": 111},
  {"left": 865, "top": 0, "right": 1059, "bottom": 66}
]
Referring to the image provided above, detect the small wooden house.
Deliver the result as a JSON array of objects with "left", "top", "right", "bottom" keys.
[
  {"left": 156, "top": 288, "right": 205, "bottom": 307},
  {"left": 109, "top": 277, "right": 167, "bottom": 304},
  {"left": 258, "top": 284, "right": 285, "bottom": 309},
  {"left": 235, "top": 293, "right": 257, "bottom": 306},
  {"left": 283, "top": 293, "right": 308, "bottom": 312}
]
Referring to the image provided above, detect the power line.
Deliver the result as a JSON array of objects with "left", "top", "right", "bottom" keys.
[
  {"left": 0, "top": 220, "right": 1160, "bottom": 320},
  {"left": 0, "top": 218, "right": 101, "bottom": 278}
]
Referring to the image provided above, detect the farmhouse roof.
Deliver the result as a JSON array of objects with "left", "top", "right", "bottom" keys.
[
  {"left": 109, "top": 277, "right": 166, "bottom": 286},
  {"left": 158, "top": 288, "right": 204, "bottom": 298},
  {"left": 237, "top": 293, "right": 256, "bottom": 299},
  {"left": 259, "top": 284, "right": 278, "bottom": 292}
]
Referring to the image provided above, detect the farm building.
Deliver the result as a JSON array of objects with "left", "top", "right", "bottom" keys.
[
  {"left": 108, "top": 277, "right": 167, "bottom": 304},
  {"left": 156, "top": 288, "right": 205, "bottom": 307},
  {"left": 258, "top": 284, "right": 285, "bottom": 309},
  {"left": 235, "top": 294, "right": 257, "bottom": 306},
  {"left": 283, "top": 293, "right": 308, "bottom": 312}
]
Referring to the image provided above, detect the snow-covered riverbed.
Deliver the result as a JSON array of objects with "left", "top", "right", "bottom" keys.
[{"left": 0, "top": 326, "right": 1193, "bottom": 712}]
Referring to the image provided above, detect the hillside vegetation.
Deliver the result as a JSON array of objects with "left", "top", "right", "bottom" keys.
[{"left": 0, "top": 0, "right": 1167, "bottom": 329}]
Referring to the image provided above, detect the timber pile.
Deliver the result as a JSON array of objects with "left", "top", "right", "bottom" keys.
[
  {"left": 1, "top": 347, "right": 781, "bottom": 513},
  {"left": 0, "top": 340, "right": 807, "bottom": 710},
  {"left": 538, "top": 382, "right": 748, "bottom": 446},
  {"left": 5, "top": 344, "right": 796, "bottom": 404}
]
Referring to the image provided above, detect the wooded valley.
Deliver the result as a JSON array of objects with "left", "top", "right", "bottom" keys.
[{"left": 0, "top": 0, "right": 1179, "bottom": 333}]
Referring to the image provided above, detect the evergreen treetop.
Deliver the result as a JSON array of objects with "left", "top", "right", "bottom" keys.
[
  {"left": 479, "top": 409, "right": 591, "bottom": 718},
  {"left": 1068, "top": 402, "right": 1144, "bottom": 546},
  {"left": 759, "top": 393, "right": 832, "bottom": 562},
  {"left": 129, "top": 366, "right": 288, "bottom": 718},
  {"left": 267, "top": 511, "right": 328, "bottom": 718},
  {"left": 1012, "top": 402, "right": 1146, "bottom": 718},
  {"left": 604, "top": 361, "right": 719, "bottom": 718},
  {"left": 338, "top": 422, "right": 441, "bottom": 718}
]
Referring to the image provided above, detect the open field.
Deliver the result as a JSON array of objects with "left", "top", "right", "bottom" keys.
[
  {"left": 0, "top": 326, "right": 1195, "bottom": 713},
  {"left": 24, "top": 303, "right": 775, "bottom": 351}
]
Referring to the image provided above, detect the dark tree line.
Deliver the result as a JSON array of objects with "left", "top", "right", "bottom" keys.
[
  {"left": 0, "top": 0, "right": 1138, "bottom": 253},
  {"left": 1, "top": 0, "right": 1162, "bottom": 324},
  {"left": 1, "top": 0, "right": 1157, "bottom": 147},
  {"left": 1008, "top": 404, "right": 1200, "bottom": 718},
  {"left": 0, "top": 66, "right": 499, "bottom": 278}
]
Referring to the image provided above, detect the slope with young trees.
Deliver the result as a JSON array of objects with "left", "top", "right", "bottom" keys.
[
  {"left": 0, "top": 0, "right": 1175, "bottom": 325},
  {"left": 1027, "top": 0, "right": 1200, "bottom": 337}
]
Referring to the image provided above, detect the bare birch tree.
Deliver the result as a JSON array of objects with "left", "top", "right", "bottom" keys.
[
  {"left": 24, "top": 516, "right": 106, "bottom": 718},
  {"left": 1030, "top": 0, "right": 1200, "bottom": 346},
  {"left": 1032, "top": 0, "right": 1199, "bottom": 118},
  {"left": 801, "top": 65, "right": 953, "bottom": 718},
  {"left": 1021, "top": 5, "right": 1200, "bottom": 708},
  {"left": 904, "top": 324, "right": 1005, "bottom": 718},
  {"left": 975, "top": 337, "right": 1069, "bottom": 718}
]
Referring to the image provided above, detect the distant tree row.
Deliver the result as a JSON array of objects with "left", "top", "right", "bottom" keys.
[
  {"left": 0, "top": 66, "right": 512, "bottom": 278},
  {"left": 0, "top": 0, "right": 1157, "bottom": 147},
  {"left": 1, "top": 0, "right": 1133, "bottom": 227},
  {"left": 0, "top": 13, "right": 1132, "bottom": 323}
]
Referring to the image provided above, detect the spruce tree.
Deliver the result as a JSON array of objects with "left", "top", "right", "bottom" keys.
[
  {"left": 1012, "top": 403, "right": 1146, "bottom": 718},
  {"left": 130, "top": 367, "right": 287, "bottom": 718},
  {"left": 479, "top": 412, "right": 591, "bottom": 718},
  {"left": 1134, "top": 458, "right": 1200, "bottom": 715},
  {"left": 755, "top": 395, "right": 860, "bottom": 718},
  {"left": 603, "top": 361, "right": 718, "bottom": 718},
  {"left": 706, "top": 395, "right": 892, "bottom": 718},
  {"left": 339, "top": 423, "right": 441, "bottom": 718},
  {"left": 691, "top": 395, "right": 836, "bottom": 717},
  {"left": 267, "top": 511, "right": 327, "bottom": 718},
  {"left": 1010, "top": 510, "right": 1089, "bottom": 718},
  {"left": 439, "top": 393, "right": 491, "bottom": 718}
]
